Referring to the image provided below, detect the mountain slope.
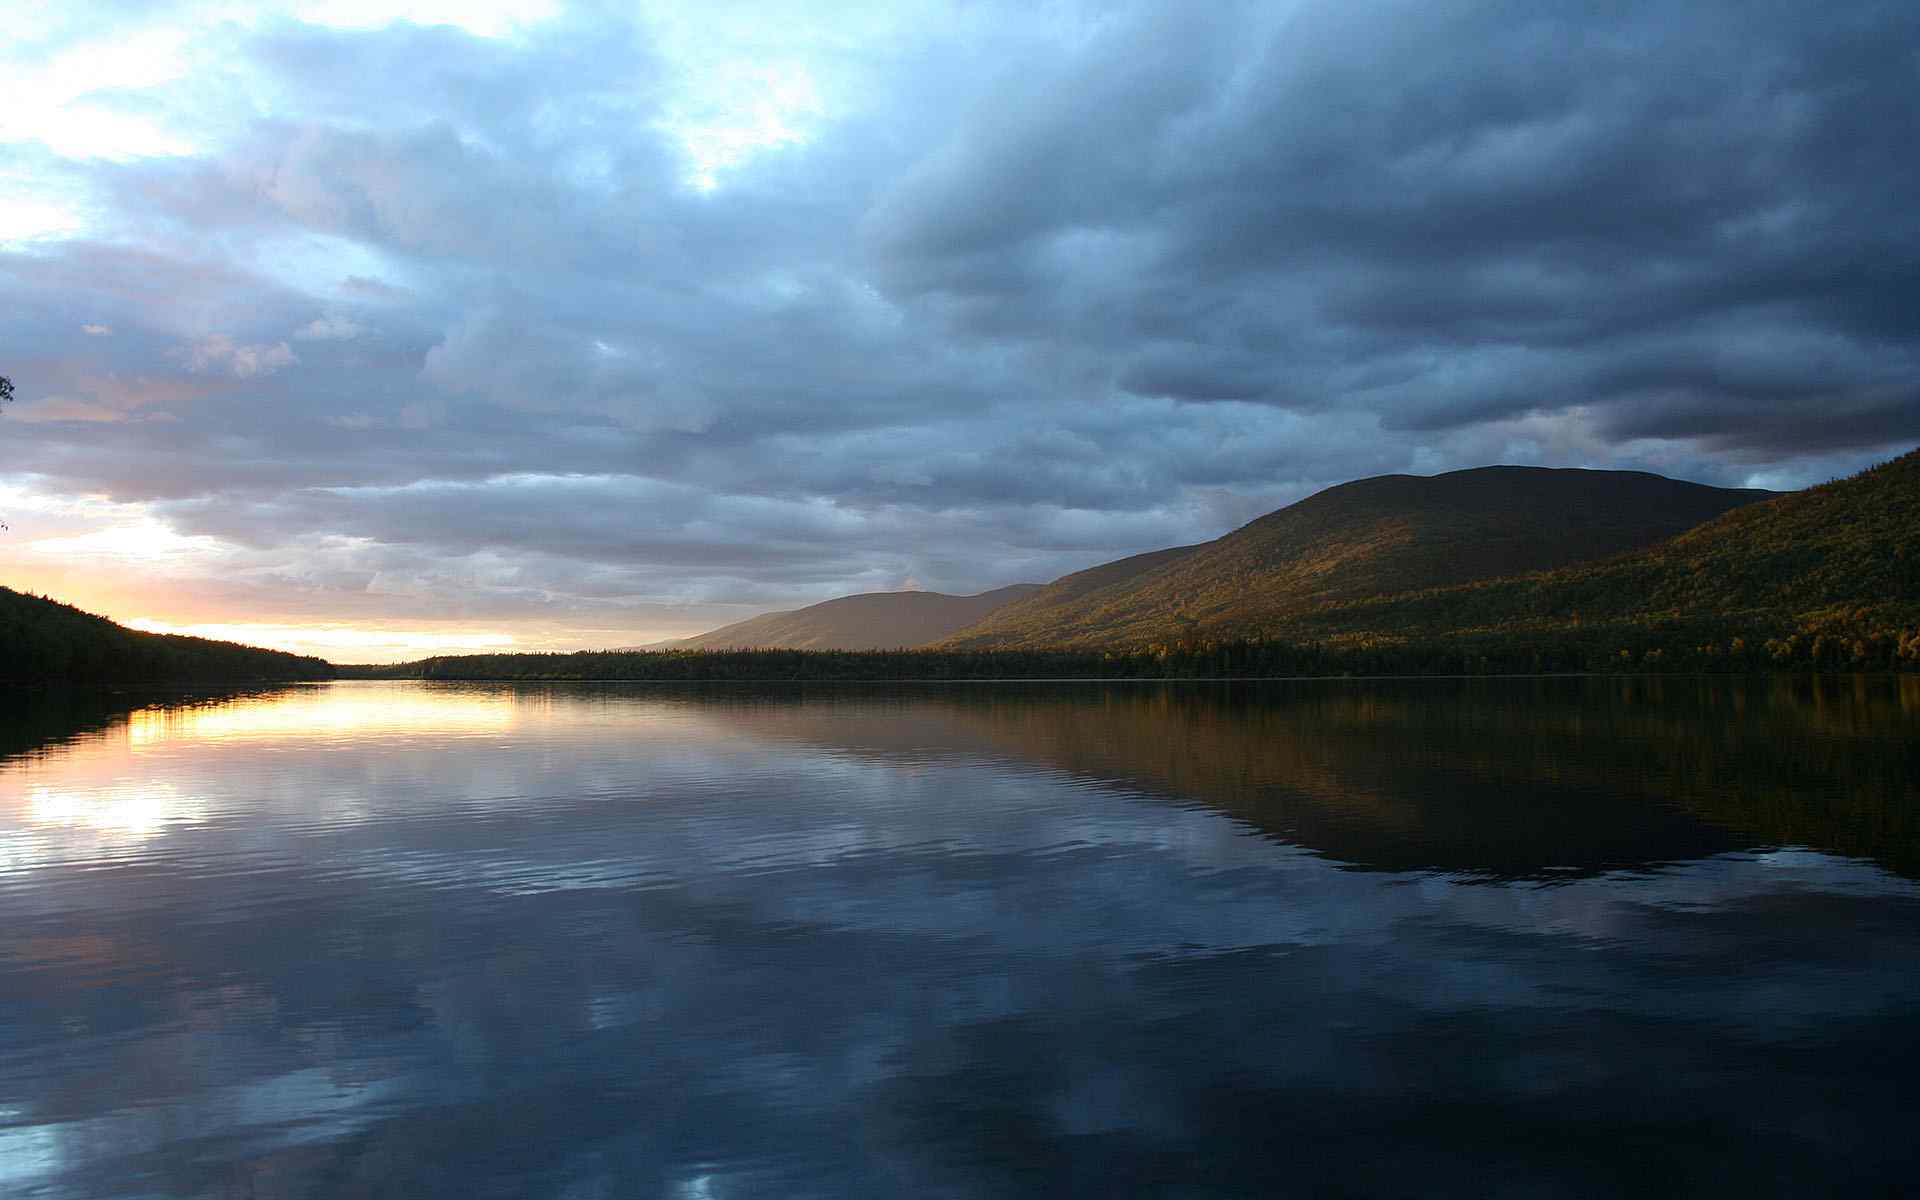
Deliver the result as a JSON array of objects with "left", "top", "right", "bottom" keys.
[
  {"left": 1288, "top": 447, "right": 1920, "bottom": 641},
  {"left": 941, "top": 545, "right": 1202, "bottom": 646},
  {"left": 0, "top": 587, "right": 334, "bottom": 682},
  {"left": 945, "top": 467, "right": 1773, "bottom": 648},
  {"left": 668, "top": 585, "right": 1043, "bottom": 651}
]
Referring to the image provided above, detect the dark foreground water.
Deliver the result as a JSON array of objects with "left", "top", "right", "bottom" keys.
[{"left": 2, "top": 678, "right": 1917, "bottom": 1198}]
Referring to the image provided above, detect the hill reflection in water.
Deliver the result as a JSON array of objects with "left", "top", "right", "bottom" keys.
[
  {"left": 1, "top": 677, "right": 1916, "bottom": 1198},
  {"left": 531, "top": 674, "right": 1920, "bottom": 881}
]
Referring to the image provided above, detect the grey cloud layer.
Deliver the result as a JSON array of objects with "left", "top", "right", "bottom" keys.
[{"left": 4, "top": 0, "right": 1917, "bottom": 627}]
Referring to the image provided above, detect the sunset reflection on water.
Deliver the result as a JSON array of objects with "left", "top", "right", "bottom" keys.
[
  {"left": 1, "top": 678, "right": 1916, "bottom": 1198},
  {"left": 124, "top": 684, "right": 518, "bottom": 746}
]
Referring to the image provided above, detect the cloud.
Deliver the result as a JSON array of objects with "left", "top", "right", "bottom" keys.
[
  {"left": 338, "top": 274, "right": 406, "bottom": 299},
  {"left": 81, "top": 323, "right": 111, "bottom": 335},
  {"left": 176, "top": 335, "right": 298, "bottom": 378},
  {"left": 9, "top": 373, "right": 212, "bottom": 425},
  {"left": 293, "top": 311, "right": 362, "bottom": 340},
  {"left": 2, "top": 0, "right": 1917, "bottom": 645}
]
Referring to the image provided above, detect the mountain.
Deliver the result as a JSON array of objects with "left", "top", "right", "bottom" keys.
[
  {"left": 665, "top": 584, "right": 1043, "bottom": 651},
  {"left": 1285, "top": 446, "right": 1920, "bottom": 643},
  {"left": 0, "top": 587, "right": 334, "bottom": 683},
  {"left": 950, "top": 544, "right": 1203, "bottom": 643},
  {"left": 944, "top": 466, "right": 1773, "bottom": 648},
  {"left": 337, "top": 450, "right": 1920, "bottom": 681}
]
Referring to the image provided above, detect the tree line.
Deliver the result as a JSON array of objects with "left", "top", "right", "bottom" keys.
[
  {"left": 0, "top": 587, "right": 333, "bottom": 684},
  {"left": 349, "top": 606, "right": 1920, "bottom": 682}
]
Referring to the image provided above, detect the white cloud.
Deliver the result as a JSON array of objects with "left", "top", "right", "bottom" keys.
[
  {"left": 295, "top": 312, "right": 364, "bottom": 341},
  {"left": 291, "top": 0, "right": 561, "bottom": 38},
  {"left": 0, "top": 26, "right": 197, "bottom": 160},
  {"left": 0, "top": 195, "right": 83, "bottom": 244},
  {"left": 81, "top": 323, "right": 112, "bottom": 336},
  {"left": 177, "top": 335, "right": 298, "bottom": 378},
  {"left": 28, "top": 519, "right": 226, "bottom": 565},
  {"left": 660, "top": 61, "right": 825, "bottom": 191}
]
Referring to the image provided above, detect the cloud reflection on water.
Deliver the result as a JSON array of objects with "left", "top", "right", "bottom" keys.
[{"left": 0, "top": 680, "right": 1915, "bottom": 1197}]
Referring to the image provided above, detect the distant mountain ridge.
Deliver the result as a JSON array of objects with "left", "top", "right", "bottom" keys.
[
  {"left": 663, "top": 584, "right": 1043, "bottom": 651},
  {"left": 943, "top": 466, "right": 1774, "bottom": 648},
  {"left": 359, "top": 448, "right": 1920, "bottom": 681}
]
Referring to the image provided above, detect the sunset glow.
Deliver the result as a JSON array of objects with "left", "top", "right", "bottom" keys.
[
  {"left": 125, "top": 619, "right": 521, "bottom": 661},
  {"left": 125, "top": 689, "right": 516, "bottom": 744}
]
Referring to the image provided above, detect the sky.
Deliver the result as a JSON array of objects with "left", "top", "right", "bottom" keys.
[{"left": 2, "top": 0, "right": 1917, "bottom": 661}]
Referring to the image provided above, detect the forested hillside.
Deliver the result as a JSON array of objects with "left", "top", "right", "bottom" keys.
[
  {"left": 1282, "top": 448, "right": 1920, "bottom": 662},
  {"left": 0, "top": 587, "right": 333, "bottom": 683},
  {"left": 664, "top": 584, "right": 1041, "bottom": 650},
  {"left": 942, "top": 545, "right": 1201, "bottom": 645},
  {"left": 945, "top": 467, "right": 1770, "bottom": 648},
  {"left": 353, "top": 450, "right": 1920, "bottom": 681}
]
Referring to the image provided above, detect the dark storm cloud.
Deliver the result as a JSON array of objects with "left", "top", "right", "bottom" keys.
[
  {"left": 867, "top": 0, "right": 1920, "bottom": 433},
  {"left": 3, "top": 0, "right": 1917, "bottom": 632}
]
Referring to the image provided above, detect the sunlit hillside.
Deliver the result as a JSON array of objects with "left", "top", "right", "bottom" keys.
[
  {"left": 945, "top": 466, "right": 1773, "bottom": 648},
  {"left": 664, "top": 585, "right": 1042, "bottom": 650},
  {"left": 1284, "top": 446, "right": 1920, "bottom": 652}
]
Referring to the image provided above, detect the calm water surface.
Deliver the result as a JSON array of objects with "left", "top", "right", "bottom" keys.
[{"left": 2, "top": 678, "right": 1917, "bottom": 1197}]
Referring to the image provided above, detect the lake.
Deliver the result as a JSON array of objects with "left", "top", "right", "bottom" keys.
[{"left": 2, "top": 677, "right": 1916, "bottom": 1197}]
